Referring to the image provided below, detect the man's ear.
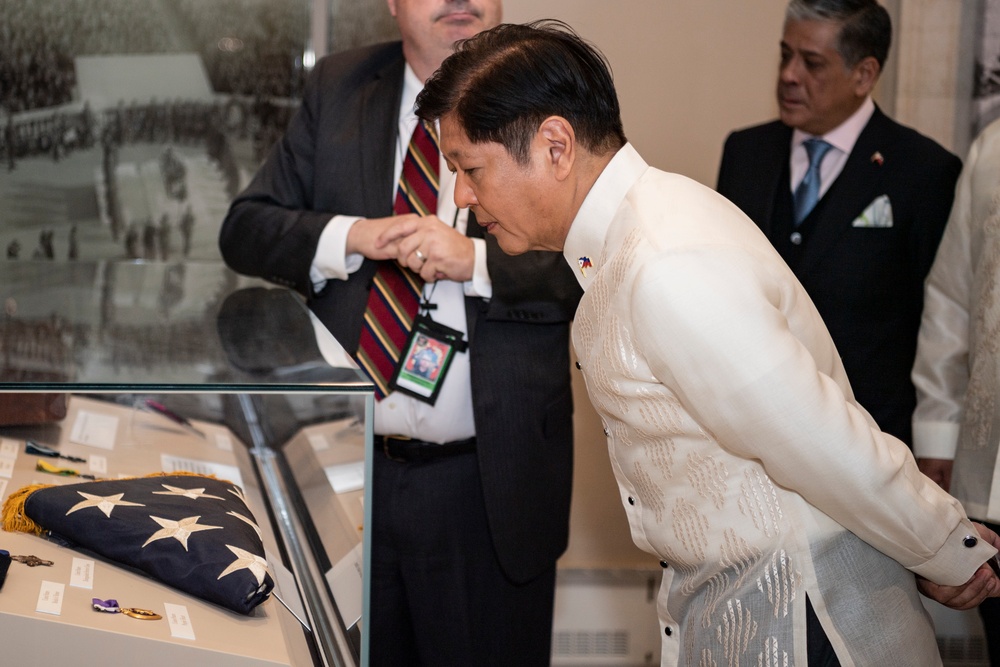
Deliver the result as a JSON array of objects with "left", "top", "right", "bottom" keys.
[
  {"left": 853, "top": 56, "right": 880, "bottom": 97},
  {"left": 538, "top": 116, "right": 575, "bottom": 181}
]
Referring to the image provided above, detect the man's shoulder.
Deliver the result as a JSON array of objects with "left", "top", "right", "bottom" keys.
[
  {"left": 630, "top": 168, "right": 760, "bottom": 238},
  {"left": 313, "top": 41, "right": 404, "bottom": 81},
  {"left": 720, "top": 120, "right": 791, "bottom": 167},
  {"left": 724, "top": 119, "right": 790, "bottom": 145},
  {"left": 974, "top": 116, "right": 1000, "bottom": 151},
  {"left": 868, "top": 110, "right": 960, "bottom": 168}
]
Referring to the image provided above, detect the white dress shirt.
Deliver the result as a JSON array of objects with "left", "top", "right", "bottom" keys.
[{"left": 308, "top": 64, "right": 489, "bottom": 443}]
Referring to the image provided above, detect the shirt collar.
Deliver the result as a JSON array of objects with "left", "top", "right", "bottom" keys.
[
  {"left": 400, "top": 63, "right": 422, "bottom": 122},
  {"left": 792, "top": 95, "right": 875, "bottom": 155},
  {"left": 563, "top": 143, "right": 648, "bottom": 291}
]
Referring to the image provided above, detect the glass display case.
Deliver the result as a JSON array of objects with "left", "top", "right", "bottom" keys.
[{"left": 0, "top": 260, "right": 373, "bottom": 667}]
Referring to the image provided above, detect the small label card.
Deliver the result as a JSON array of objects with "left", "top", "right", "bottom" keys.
[
  {"left": 164, "top": 603, "right": 196, "bottom": 640},
  {"left": 70, "top": 557, "right": 95, "bottom": 589},
  {"left": 36, "top": 581, "right": 65, "bottom": 615},
  {"left": 0, "top": 479, "right": 8, "bottom": 502},
  {"left": 0, "top": 438, "right": 19, "bottom": 459},
  {"left": 324, "top": 461, "right": 365, "bottom": 494},
  {"left": 215, "top": 433, "right": 233, "bottom": 451},
  {"left": 308, "top": 433, "right": 330, "bottom": 452},
  {"left": 69, "top": 410, "right": 118, "bottom": 450},
  {"left": 327, "top": 543, "right": 363, "bottom": 627},
  {"left": 266, "top": 548, "right": 310, "bottom": 632},
  {"left": 161, "top": 454, "right": 243, "bottom": 489},
  {"left": 88, "top": 455, "right": 108, "bottom": 475},
  {"left": 0, "top": 458, "right": 14, "bottom": 479}
]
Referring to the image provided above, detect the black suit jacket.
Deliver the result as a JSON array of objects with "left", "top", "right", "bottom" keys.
[
  {"left": 219, "top": 42, "right": 582, "bottom": 582},
  {"left": 717, "top": 108, "right": 961, "bottom": 445}
]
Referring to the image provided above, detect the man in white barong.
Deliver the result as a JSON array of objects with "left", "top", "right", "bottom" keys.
[{"left": 410, "top": 19, "right": 1000, "bottom": 667}]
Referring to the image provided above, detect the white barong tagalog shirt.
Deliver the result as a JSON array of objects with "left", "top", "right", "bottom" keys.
[{"left": 564, "top": 143, "right": 994, "bottom": 667}]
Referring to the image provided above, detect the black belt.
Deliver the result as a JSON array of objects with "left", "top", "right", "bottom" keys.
[{"left": 376, "top": 435, "right": 476, "bottom": 463}]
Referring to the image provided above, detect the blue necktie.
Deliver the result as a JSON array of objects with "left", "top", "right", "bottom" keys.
[{"left": 793, "top": 138, "right": 833, "bottom": 224}]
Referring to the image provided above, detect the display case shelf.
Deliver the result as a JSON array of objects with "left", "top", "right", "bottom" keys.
[{"left": 0, "top": 260, "right": 372, "bottom": 667}]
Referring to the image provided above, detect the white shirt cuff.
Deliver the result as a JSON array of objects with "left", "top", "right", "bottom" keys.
[
  {"left": 310, "top": 215, "right": 364, "bottom": 290},
  {"left": 909, "top": 518, "right": 998, "bottom": 586},
  {"left": 912, "top": 420, "right": 961, "bottom": 460},
  {"left": 464, "top": 237, "right": 492, "bottom": 299}
]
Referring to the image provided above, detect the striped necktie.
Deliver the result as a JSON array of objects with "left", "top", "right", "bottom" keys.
[{"left": 355, "top": 120, "right": 439, "bottom": 399}]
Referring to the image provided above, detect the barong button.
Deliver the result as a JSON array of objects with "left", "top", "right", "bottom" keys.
[
  {"left": 627, "top": 496, "right": 635, "bottom": 505},
  {"left": 964, "top": 536, "right": 979, "bottom": 548},
  {"left": 659, "top": 561, "right": 669, "bottom": 568},
  {"left": 575, "top": 361, "right": 582, "bottom": 370},
  {"left": 664, "top": 626, "right": 673, "bottom": 637}
]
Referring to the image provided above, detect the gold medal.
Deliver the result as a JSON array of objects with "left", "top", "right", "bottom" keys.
[
  {"left": 121, "top": 607, "right": 162, "bottom": 620},
  {"left": 92, "top": 598, "right": 162, "bottom": 620}
]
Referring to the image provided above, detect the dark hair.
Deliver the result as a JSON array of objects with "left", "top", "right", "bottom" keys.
[
  {"left": 786, "top": 0, "right": 891, "bottom": 68},
  {"left": 416, "top": 19, "right": 626, "bottom": 164}
]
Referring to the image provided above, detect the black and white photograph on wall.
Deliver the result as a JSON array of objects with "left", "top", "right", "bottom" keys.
[
  {"left": 974, "top": 0, "right": 1000, "bottom": 134},
  {"left": 0, "top": 0, "right": 397, "bottom": 264}
]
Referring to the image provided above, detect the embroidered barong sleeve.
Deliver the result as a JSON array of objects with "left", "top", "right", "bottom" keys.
[
  {"left": 630, "top": 243, "right": 993, "bottom": 586},
  {"left": 912, "top": 131, "right": 984, "bottom": 461}
]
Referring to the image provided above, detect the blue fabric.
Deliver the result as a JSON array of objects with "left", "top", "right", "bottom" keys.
[{"left": 19, "top": 474, "right": 273, "bottom": 614}]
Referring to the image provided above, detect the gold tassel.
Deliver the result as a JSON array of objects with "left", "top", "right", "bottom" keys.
[
  {"left": 2, "top": 483, "right": 54, "bottom": 535},
  {"left": 144, "top": 470, "right": 224, "bottom": 481},
  {"left": 130, "top": 471, "right": 232, "bottom": 485}
]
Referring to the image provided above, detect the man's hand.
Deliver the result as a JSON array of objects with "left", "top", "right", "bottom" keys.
[
  {"left": 917, "top": 457, "right": 954, "bottom": 492},
  {"left": 377, "top": 215, "right": 475, "bottom": 282},
  {"left": 346, "top": 214, "right": 422, "bottom": 260},
  {"left": 917, "top": 523, "right": 1000, "bottom": 610}
]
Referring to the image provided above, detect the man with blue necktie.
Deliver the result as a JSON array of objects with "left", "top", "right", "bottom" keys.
[{"left": 717, "top": 0, "right": 960, "bottom": 448}]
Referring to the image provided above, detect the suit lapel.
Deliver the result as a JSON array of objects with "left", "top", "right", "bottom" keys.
[
  {"left": 752, "top": 124, "right": 792, "bottom": 236},
  {"left": 799, "top": 108, "right": 890, "bottom": 271},
  {"left": 359, "top": 55, "right": 406, "bottom": 216}
]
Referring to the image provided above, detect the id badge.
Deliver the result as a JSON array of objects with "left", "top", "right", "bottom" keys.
[{"left": 390, "top": 314, "right": 467, "bottom": 405}]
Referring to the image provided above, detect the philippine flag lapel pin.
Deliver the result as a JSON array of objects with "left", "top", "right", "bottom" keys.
[{"left": 578, "top": 256, "right": 593, "bottom": 278}]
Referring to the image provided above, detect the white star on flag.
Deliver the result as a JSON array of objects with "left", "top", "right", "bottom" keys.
[
  {"left": 66, "top": 492, "right": 145, "bottom": 518},
  {"left": 228, "top": 486, "right": 249, "bottom": 506},
  {"left": 218, "top": 545, "right": 269, "bottom": 585},
  {"left": 152, "top": 484, "right": 224, "bottom": 501},
  {"left": 142, "top": 515, "right": 223, "bottom": 551}
]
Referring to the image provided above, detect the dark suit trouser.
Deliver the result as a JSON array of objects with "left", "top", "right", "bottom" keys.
[
  {"left": 977, "top": 520, "right": 1000, "bottom": 666},
  {"left": 806, "top": 597, "right": 840, "bottom": 666},
  {"left": 370, "top": 449, "right": 556, "bottom": 667}
]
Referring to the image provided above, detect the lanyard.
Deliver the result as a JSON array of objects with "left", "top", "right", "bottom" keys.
[{"left": 418, "top": 207, "right": 460, "bottom": 317}]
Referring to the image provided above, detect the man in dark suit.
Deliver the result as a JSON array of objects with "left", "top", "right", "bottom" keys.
[
  {"left": 717, "top": 0, "right": 960, "bottom": 447},
  {"left": 218, "top": 1, "right": 582, "bottom": 665}
]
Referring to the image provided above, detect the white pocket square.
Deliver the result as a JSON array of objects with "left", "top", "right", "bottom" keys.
[{"left": 852, "top": 194, "right": 893, "bottom": 228}]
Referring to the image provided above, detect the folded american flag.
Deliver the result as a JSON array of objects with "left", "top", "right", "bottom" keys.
[{"left": 2, "top": 473, "right": 273, "bottom": 615}]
